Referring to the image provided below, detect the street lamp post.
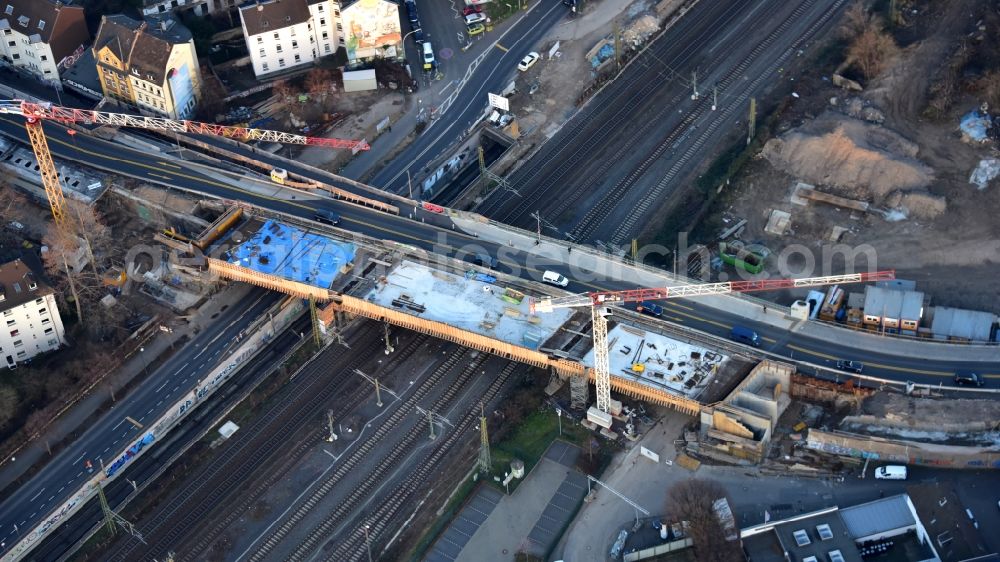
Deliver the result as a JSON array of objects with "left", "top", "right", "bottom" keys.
[
  {"left": 138, "top": 347, "right": 149, "bottom": 377},
  {"left": 363, "top": 524, "right": 373, "bottom": 562},
  {"left": 557, "top": 408, "right": 562, "bottom": 436}
]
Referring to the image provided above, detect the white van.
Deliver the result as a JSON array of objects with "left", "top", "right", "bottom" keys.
[
  {"left": 874, "top": 465, "right": 907, "bottom": 480},
  {"left": 542, "top": 270, "right": 569, "bottom": 287},
  {"left": 422, "top": 41, "right": 435, "bottom": 70}
]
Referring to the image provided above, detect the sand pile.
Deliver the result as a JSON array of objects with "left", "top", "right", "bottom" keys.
[{"left": 763, "top": 114, "right": 934, "bottom": 203}]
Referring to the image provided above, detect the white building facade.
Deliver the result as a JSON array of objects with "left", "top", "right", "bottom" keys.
[
  {"left": 239, "top": 0, "right": 342, "bottom": 78},
  {"left": 0, "top": 0, "right": 89, "bottom": 85},
  {"left": 0, "top": 259, "right": 66, "bottom": 369}
]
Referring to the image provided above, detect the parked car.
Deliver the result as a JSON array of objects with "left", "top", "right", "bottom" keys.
[
  {"left": 463, "top": 5, "right": 482, "bottom": 15},
  {"left": 835, "top": 360, "right": 864, "bottom": 374},
  {"left": 7, "top": 221, "right": 24, "bottom": 231},
  {"left": 874, "top": 465, "right": 907, "bottom": 480},
  {"left": 518, "top": 52, "right": 540, "bottom": 71},
  {"left": 422, "top": 41, "right": 435, "bottom": 70},
  {"left": 313, "top": 210, "right": 340, "bottom": 225},
  {"left": 465, "top": 12, "right": 487, "bottom": 25},
  {"left": 636, "top": 301, "right": 663, "bottom": 317},
  {"left": 542, "top": 270, "right": 568, "bottom": 287},
  {"left": 953, "top": 370, "right": 985, "bottom": 387},
  {"left": 467, "top": 22, "right": 485, "bottom": 36}
]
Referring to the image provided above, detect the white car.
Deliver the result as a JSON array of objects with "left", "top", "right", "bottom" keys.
[
  {"left": 542, "top": 270, "right": 569, "bottom": 287},
  {"left": 518, "top": 52, "right": 540, "bottom": 71},
  {"left": 464, "top": 12, "right": 487, "bottom": 25}
]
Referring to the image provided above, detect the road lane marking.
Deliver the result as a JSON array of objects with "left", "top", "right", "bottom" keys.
[
  {"left": 156, "top": 380, "right": 169, "bottom": 392},
  {"left": 157, "top": 161, "right": 182, "bottom": 169},
  {"left": 762, "top": 336, "right": 777, "bottom": 343},
  {"left": 28, "top": 488, "right": 45, "bottom": 502},
  {"left": 148, "top": 172, "right": 173, "bottom": 180},
  {"left": 112, "top": 418, "right": 126, "bottom": 431},
  {"left": 786, "top": 344, "right": 837, "bottom": 361},
  {"left": 73, "top": 452, "right": 86, "bottom": 464},
  {"left": 664, "top": 308, "right": 730, "bottom": 330}
]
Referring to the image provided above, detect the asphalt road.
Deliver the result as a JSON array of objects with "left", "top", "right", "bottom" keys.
[
  {"left": 0, "top": 116, "right": 995, "bottom": 388},
  {"left": 0, "top": 287, "right": 280, "bottom": 555},
  {"left": 368, "top": 0, "right": 571, "bottom": 193}
]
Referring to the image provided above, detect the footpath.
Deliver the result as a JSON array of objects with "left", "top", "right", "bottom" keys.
[
  {"left": 450, "top": 212, "right": 1000, "bottom": 363},
  {"left": 0, "top": 284, "right": 255, "bottom": 493}
]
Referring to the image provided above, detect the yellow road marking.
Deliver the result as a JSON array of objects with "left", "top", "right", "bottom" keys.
[
  {"left": 495, "top": 43, "right": 509, "bottom": 52},
  {"left": 664, "top": 302, "right": 694, "bottom": 312},
  {"left": 148, "top": 172, "right": 173, "bottom": 180},
  {"left": 157, "top": 161, "right": 182, "bottom": 169},
  {"left": 761, "top": 336, "right": 777, "bottom": 343},
  {"left": 786, "top": 344, "right": 838, "bottom": 361}
]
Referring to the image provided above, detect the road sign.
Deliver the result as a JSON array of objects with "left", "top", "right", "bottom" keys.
[{"left": 488, "top": 93, "right": 509, "bottom": 111}]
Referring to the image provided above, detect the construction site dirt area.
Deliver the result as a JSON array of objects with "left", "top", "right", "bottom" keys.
[{"left": 704, "top": 0, "right": 1000, "bottom": 312}]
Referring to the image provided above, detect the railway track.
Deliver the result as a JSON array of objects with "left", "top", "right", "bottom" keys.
[
  {"left": 571, "top": 0, "right": 840, "bottom": 244},
  {"left": 600, "top": 0, "right": 847, "bottom": 245},
  {"left": 246, "top": 346, "right": 488, "bottom": 562},
  {"left": 103, "top": 324, "right": 429, "bottom": 562},
  {"left": 325, "top": 361, "right": 521, "bottom": 562},
  {"left": 473, "top": 0, "right": 754, "bottom": 225}
]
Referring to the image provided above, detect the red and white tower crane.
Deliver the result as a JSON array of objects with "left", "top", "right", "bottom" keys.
[
  {"left": 0, "top": 99, "right": 368, "bottom": 236},
  {"left": 531, "top": 271, "right": 895, "bottom": 417}
]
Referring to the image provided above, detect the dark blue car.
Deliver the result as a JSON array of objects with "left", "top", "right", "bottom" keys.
[{"left": 637, "top": 301, "right": 663, "bottom": 317}]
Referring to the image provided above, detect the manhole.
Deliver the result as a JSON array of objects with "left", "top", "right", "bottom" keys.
[{"left": 439, "top": 47, "right": 454, "bottom": 60}]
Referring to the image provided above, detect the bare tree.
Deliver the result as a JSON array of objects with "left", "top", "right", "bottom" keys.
[
  {"left": 305, "top": 68, "right": 334, "bottom": 98},
  {"left": 977, "top": 70, "right": 1000, "bottom": 109},
  {"left": 847, "top": 27, "right": 898, "bottom": 81},
  {"left": 272, "top": 78, "right": 295, "bottom": 100},
  {"left": 41, "top": 201, "right": 112, "bottom": 325},
  {"left": 0, "top": 385, "right": 18, "bottom": 430},
  {"left": 666, "top": 479, "right": 742, "bottom": 562},
  {"left": 840, "top": 0, "right": 876, "bottom": 39}
]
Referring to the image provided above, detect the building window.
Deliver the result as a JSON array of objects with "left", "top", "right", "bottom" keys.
[
  {"left": 325, "top": 44, "right": 331, "bottom": 53},
  {"left": 259, "top": 48, "right": 265, "bottom": 57},
  {"left": 2, "top": 29, "right": 9, "bottom": 35},
  {"left": 3, "top": 5, "right": 11, "bottom": 15},
  {"left": 336, "top": 22, "right": 343, "bottom": 31},
  {"left": 291, "top": 40, "right": 298, "bottom": 48},
  {"left": 319, "top": 18, "right": 326, "bottom": 25},
  {"left": 262, "top": 62, "right": 269, "bottom": 71},
  {"left": 47, "top": 338, "right": 57, "bottom": 346},
  {"left": 11, "top": 54, "right": 18, "bottom": 60},
  {"left": 6, "top": 41, "right": 13, "bottom": 47},
  {"left": 9, "top": 329, "right": 18, "bottom": 337},
  {"left": 41, "top": 317, "right": 49, "bottom": 324},
  {"left": 43, "top": 327, "right": 53, "bottom": 335},
  {"left": 37, "top": 306, "right": 46, "bottom": 314},
  {"left": 317, "top": 3, "right": 324, "bottom": 10},
  {"left": 16, "top": 350, "right": 25, "bottom": 358},
  {"left": 294, "top": 53, "right": 301, "bottom": 63},
  {"left": 13, "top": 340, "right": 22, "bottom": 347},
  {"left": 40, "top": 55, "right": 46, "bottom": 61},
  {"left": 5, "top": 319, "right": 13, "bottom": 326},
  {"left": 273, "top": 32, "right": 279, "bottom": 40},
  {"left": 322, "top": 31, "right": 328, "bottom": 40},
  {"left": 334, "top": 8, "right": 340, "bottom": 16},
  {"left": 276, "top": 44, "right": 282, "bottom": 52},
  {"left": 37, "top": 20, "right": 45, "bottom": 30},
  {"left": 3, "top": 310, "right": 11, "bottom": 317},
  {"left": 278, "top": 58, "right": 285, "bottom": 67},
  {"left": 256, "top": 35, "right": 263, "bottom": 44}
]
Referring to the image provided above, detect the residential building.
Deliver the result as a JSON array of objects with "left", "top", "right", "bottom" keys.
[
  {"left": 340, "top": 0, "right": 402, "bottom": 65},
  {"left": 0, "top": 258, "right": 66, "bottom": 369},
  {"left": 0, "top": 0, "right": 89, "bottom": 84},
  {"left": 93, "top": 13, "right": 203, "bottom": 119},
  {"left": 742, "top": 494, "right": 939, "bottom": 562},
  {"left": 142, "top": 0, "right": 238, "bottom": 17},
  {"left": 239, "top": 0, "right": 343, "bottom": 79}
]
